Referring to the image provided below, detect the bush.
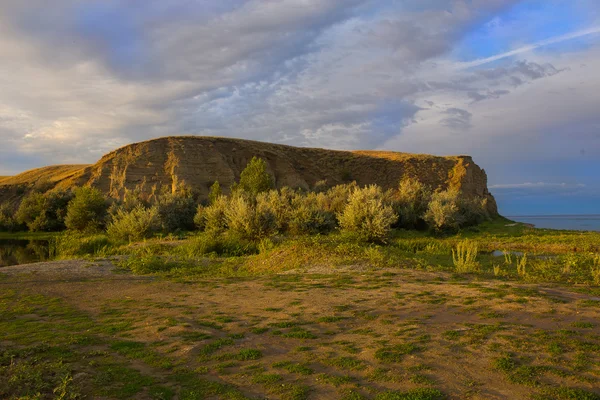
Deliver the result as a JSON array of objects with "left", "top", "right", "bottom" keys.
[
  {"left": 288, "top": 192, "right": 336, "bottom": 235},
  {"left": 393, "top": 178, "right": 431, "bottom": 229},
  {"left": 194, "top": 205, "right": 206, "bottom": 231},
  {"left": 460, "top": 197, "right": 491, "bottom": 226},
  {"left": 107, "top": 206, "right": 160, "bottom": 242},
  {"left": 338, "top": 185, "right": 398, "bottom": 243},
  {"left": 322, "top": 183, "right": 357, "bottom": 215},
  {"left": 203, "top": 196, "right": 229, "bottom": 233},
  {"left": 225, "top": 195, "right": 277, "bottom": 239},
  {"left": 0, "top": 203, "right": 21, "bottom": 232},
  {"left": 156, "top": 191, "right": 196, "bottom": 232},
  {"left": 238, "top": 157, "right": 274, "bottom": 196},
  {"left": 256, "top": 188, "right": 295, "bottom": 232},
  {"left": 423, "top": 189, "right": 465, "bottom": 233},
  {"left": 15, "top": 190, "right": 73, "bottom": 232},
  {"left": 65, "top": 187, "right": 108, "bottom": 232}
]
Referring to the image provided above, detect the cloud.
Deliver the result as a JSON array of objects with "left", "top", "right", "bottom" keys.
[
  {"left": 441, "top": 108, "right": 473, "bottom": 130},
  {"left": 0, "top": 0, "right": 599, "bottom": 204}
]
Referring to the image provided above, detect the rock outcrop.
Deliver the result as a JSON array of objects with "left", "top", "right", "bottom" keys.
[{"left": 0, "top": 136, "right": 498, "bottom": 214}]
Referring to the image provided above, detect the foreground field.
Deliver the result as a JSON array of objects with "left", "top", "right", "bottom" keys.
[{"left": 2, "top": 255, "right": 600, "bottom": 400}]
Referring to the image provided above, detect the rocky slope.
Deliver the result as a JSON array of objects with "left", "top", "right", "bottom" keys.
[{"left": 0, "top": 136, "right": 498, "bottom": 213}]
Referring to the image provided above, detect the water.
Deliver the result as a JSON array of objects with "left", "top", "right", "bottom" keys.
[
  {"left": 507, "top": 215, "right": 600, "bottom": 232},
  {"left": 0, "top": 239, "right": 50, "bottom": 267}
]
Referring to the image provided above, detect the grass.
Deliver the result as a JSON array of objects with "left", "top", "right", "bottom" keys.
[
  {"left": 2, "top": 219, "right": 600, "bottom": 399},
  {"left": 375, "top": 343, "right": 421, "bottom": 363}
]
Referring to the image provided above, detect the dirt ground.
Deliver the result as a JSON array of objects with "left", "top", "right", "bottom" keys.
[{"left": 1, "top": 260, "right": 600, "bottom": 400}]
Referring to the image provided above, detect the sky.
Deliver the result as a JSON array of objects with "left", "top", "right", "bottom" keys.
[{"left": 1, "top": 0, "right": 599, "bottom": 216}]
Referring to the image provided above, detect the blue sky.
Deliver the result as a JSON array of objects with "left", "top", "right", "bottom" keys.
[{"left": 0, "top": 0, "right": 599, "bottom": 215}]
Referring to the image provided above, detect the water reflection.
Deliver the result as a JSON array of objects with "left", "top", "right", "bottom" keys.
[{"left": 0, "top": 239, "right": 50, "bottom": 267}]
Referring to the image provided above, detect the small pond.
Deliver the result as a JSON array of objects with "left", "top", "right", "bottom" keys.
[
  {"left": 0, "top": 239, "right": 51, "bottom": 267},
  {"left": 491, "top": 250, "right": 556, "bottom": 260}
]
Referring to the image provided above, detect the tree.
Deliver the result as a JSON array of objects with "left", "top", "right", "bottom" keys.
[
  {"left": 16, "top": 190, "right": 73, "bottom": 232},
  {"left": 0, "top": 202, "right": 21, "bottom": 232},
  {"left": 209, "top": 181, "right": 222, "bottom": 205},
  {"left": 65, "top": 187, "right": 108, "bottom": 232},
  {"left": 238, "top": 157, "right": 274, "bottom": 197}
]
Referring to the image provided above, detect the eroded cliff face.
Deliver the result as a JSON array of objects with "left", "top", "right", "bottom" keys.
[{"left": 0, "top": 136, "right": 498, "bottom": 214}]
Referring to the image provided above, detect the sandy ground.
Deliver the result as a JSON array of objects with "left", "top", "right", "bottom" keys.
[{"left": 2, "top": 259, "right": 600, "bottom": 399}]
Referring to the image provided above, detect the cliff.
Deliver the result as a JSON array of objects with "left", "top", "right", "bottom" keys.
[{"left": 0, "top": 136, "right": 497, "bottom": 214}]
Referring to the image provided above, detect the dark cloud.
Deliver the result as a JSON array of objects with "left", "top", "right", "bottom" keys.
[{"left": 441, "top": 108, "right": 473, "bottom": 130}]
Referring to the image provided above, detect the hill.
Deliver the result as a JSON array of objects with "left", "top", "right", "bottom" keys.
[{"left": 0, "top": 136, "right": 497, "bottom": 213}]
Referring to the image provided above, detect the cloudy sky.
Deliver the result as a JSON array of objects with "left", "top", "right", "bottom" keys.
[{"left": 1, "top": 0, "right": 599, "bottom": 215}]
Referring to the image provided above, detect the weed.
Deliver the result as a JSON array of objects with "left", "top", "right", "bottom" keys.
[
  {"left": 452, "top": 240, "right": 479, "bottom": 273},
  {"left": 517, "top": 254, "right": 528, "bottom": 277}
]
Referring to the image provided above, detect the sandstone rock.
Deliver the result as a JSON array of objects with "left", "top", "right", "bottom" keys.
[{"left": 0, "top": 136, "right": 498, "bottom": 214}]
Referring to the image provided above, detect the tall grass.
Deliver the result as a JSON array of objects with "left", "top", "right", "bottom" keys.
[
  {"left": 516, "top": 254, "right": 528, "bottom": 277},
  {"left": 51, "top": 233, "right": 114, "bottom": 258},
  {"left": 452, "top": 240, "right": 479, "bottom": 273}
]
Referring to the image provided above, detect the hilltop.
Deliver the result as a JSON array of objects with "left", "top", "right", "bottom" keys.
[{"left": 0, "top": 136, "right": 497, "bottom": 213}]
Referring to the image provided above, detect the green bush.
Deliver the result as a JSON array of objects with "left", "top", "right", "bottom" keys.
[
  {"left": 393, "top": 178, "right": 431, "bottom": 229},
  {"left": 107, "top": 206, "right": 160, "bottom": 242},
  {"left": 338, "top": 185, "right": 398, "bottom": 243},
  {"left": 237, "top": 156, "right": 274, "bottom": 196},
  {"left": 288, "top": 192, "right": 336, "bottom": 235},
  {"left": 0, "top": 203, "right": 21, "bottom": 232},
  {"left": 15, "top": 190, "right": 73, "bottom": 232},
  {"left": 322, "top": 183, "right": 357, "bottom": 215},
  {"left": 423, "top": 189, "right": 465, "bottom": 233},
  {"left": 194, "top": 205, "right": 206, "bottom": 231},
  {"left": 156, "top": 191, "right": 196, "bottom": 232},
  {"left": 254, "top": 189, "right": 290, "bottom": 232},
  {"left": 460, "top": 196, "right": 491, "bottom": 226},
  {"left": 65, "top": 187, "right": 108, "bottom": 232},
  {"left": 203, "top": 196, "right": 229, "bottom": 233},
  {"left": 225, "top": 195, "right": 277, "bottom": 239}
]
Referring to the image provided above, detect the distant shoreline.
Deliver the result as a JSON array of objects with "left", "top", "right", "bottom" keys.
[
  {"left": 507, "top": 215, "right": 600, "bottom": 232},
  {"left": 506, "top": 214, "right": 600, "bottom": 218}
]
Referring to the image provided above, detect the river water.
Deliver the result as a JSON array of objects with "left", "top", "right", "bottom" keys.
[
  {"left": 0, "top": 239, "right": 50, "bottom": 267},
  {"left": 508, "top": 215, "right": 600, "bottom": 232}
]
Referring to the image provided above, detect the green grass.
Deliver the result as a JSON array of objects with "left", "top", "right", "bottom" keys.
[
  {"left": 2, "top": 219, "right": 600, "bottom": 400},
  {"left": 375, "top": 343, "right": 420, "bottom": 363},
  {"left": 375, "top": 388, "right": 446, "bottom": 400}
]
